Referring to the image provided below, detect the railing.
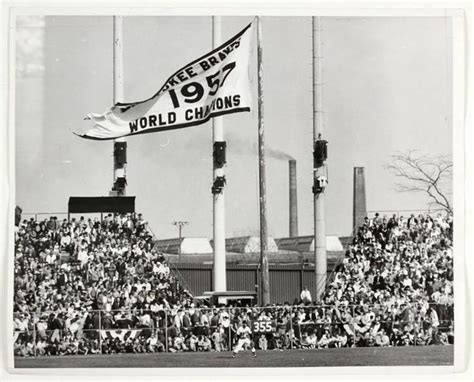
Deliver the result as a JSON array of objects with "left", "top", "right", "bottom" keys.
[
  {"left": 146, "top": 223, "right": 194, "bottom": 296},
  {"left": 366, "top": 209, "right": 448, "bottom": 218},
  {"left": 13, "top": 303, "right": 454, "bottom": 357},
  {"left": 21, "top": 212, "right": 103, "bottom": 222}
]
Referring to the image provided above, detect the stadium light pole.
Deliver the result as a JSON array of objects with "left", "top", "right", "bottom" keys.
[
  {"left": 111, "top": 15, "right": 127, "bottom": 197},
  {"left": 312, "top": 16, "right": 327, "bottom": 302},
  {"left": 212, "top": 16, "right": 227, "bottom": 293},
  {"left": 172, "top": 221, "right": 188, "bottom": 263}
]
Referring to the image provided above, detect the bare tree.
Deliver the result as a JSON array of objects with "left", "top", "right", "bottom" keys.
[{"left": 385, "top": 151, "right": 453, "bottom": 214}]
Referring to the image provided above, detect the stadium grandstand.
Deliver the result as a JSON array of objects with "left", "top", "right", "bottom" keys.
[{"left": 13, "top": 209, "right": 453, "bottom": 357}]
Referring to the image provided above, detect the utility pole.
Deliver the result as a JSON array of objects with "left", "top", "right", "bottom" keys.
[
  {"left": 257, "top": 16, "right": 270, "bottom": 306},
  {"left": 211, "top": 16, "right": 227, "bottom": 292},
  {"left": 312, "top": 16, "right": 327, "bottom": 302},
  {"left": 172, "top": 221, "right": 188, "bottom": 263},
  {"left": 111, "top": 16, "right": 127, "bottom": 196}
]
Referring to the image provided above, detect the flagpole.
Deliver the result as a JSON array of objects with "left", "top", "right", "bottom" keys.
[
  {"left": 212, "top": 16, "right": 227, "bottom": 292},
  {"left": 312, "top": 16, "right": 327, "bottom": 301},
  {"left": 111, "top": 15, "right": 127, "bottom": 196},
  {"left": 257, "top": 16, "right": 270, "bottom": 306}
]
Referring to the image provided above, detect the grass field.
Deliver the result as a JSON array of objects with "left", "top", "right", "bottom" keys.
[{"left": 15, "top": 345, "right": 453, "bottom": 368}]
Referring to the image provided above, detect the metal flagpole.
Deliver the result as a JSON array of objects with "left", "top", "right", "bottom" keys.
[
  {"left": 312, "top": 16, "right": 327, "bottom": 301},
  {"left": 212, "top": 16, "right": 227, "bottom": 292},
  {"left": 111, "top": 16, "right": 127, "bottom": 196},
  {"left": 257, "top": 16, "right": 270, "bottom": 306}
]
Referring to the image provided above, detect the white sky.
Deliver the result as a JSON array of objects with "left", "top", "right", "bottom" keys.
[{"left": 15, "top": 16, "right": 453, "bottom": 239}]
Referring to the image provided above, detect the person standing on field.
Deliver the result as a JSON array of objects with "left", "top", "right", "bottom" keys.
[{"left": 232, "top": 321, "right": 256, "bottom": 358}]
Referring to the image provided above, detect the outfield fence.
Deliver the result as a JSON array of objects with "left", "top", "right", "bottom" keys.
[{"left": 13, "top": 302, "right": 454, "bottom": 357}]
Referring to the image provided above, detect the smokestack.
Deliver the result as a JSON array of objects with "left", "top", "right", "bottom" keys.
[
  {"left": 289, "top": 159, "right": 298, "bottom": 237},
  {"left": 353, "top": 167, "right": 367, "bottom": 231}
]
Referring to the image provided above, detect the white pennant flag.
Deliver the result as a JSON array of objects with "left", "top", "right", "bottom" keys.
[{"left": 77, "top": 22, "right": 254, "bottom": 140}]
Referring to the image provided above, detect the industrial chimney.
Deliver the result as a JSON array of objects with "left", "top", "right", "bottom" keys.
[
  {"left": 353, "top": 167, "right": 367, "bottom": 231},
  {"left": 289, "top": 159, "right": 298, "bottom": 237}
]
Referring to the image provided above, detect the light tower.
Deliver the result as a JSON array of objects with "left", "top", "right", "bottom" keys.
[
  {"left": 211, "top": 16, "right": 227, "bottom": 292},
  {"left": 312, "top": 16, "right": 328, "bottom": 302},
  {"left": 110, "top": 16, "right": 127, "bottom": 197},
  {"left": 172, "top": 221, "right": 189, "bottom": 263}
]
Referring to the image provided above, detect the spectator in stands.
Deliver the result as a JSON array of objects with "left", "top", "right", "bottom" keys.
[
  {"left": 13, "top": 210, "right": 453, "bottom": 356},
  {"left": 300, "top": 287, "right": 312, "bottom": 304},
  {"left": 13, "top": 212, "right": 195, "bottom": 355},
  {"left": 323, "top": 211, "right": 453, "bottom": 347},
  {"left": 211, "top": 325, "right": 226, "bottom": 352}
]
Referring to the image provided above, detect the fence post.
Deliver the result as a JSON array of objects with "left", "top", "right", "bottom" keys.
[
  {"left": 165, "top": 310, "right": 168, "bottom": 353},
  {"left": 413, "top": 304, "right": 417, "bottom": 347},
  {"left": 299, "top": 263, "right": 304, "bottom": 296},
  {"left": 391, "top": 309, "right": 396, "bottom": 347},
  {"left": 98, "top": 310, "right": 102, "bottom": 355},
  {"left": 352, "top": 305, "right": 356, "bottom": 348},
  {"left": 289, "top": 308, "right": 293, "bottom": 350},
  {"left": 33, "top": 317, "right": 37, "bottom": 357},
  {"left": 227, "top": 320, "right": 231, "bottom": 352}
]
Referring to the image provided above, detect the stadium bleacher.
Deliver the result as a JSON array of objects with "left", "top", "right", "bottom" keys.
[{"left": 13, "top": 211, "right": 453, "bottom": 356}]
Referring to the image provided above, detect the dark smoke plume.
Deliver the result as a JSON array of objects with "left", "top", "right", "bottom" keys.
[
  {"left": 263, "top": 145, "right": 295, "bottom": 161},
  {"left": 226, "top": 132, "right": 294, "bottom": 161}
]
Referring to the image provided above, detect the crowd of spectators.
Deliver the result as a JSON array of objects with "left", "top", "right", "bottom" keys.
[
  {"left": 13, "top": 213, "right": 192, "bottom": 356},
  {"left": 320, "top": 211, "right": 454, "bottom": 347},
  {"left": 13, "top": 211, "right": 454, "bottom": 357}
]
